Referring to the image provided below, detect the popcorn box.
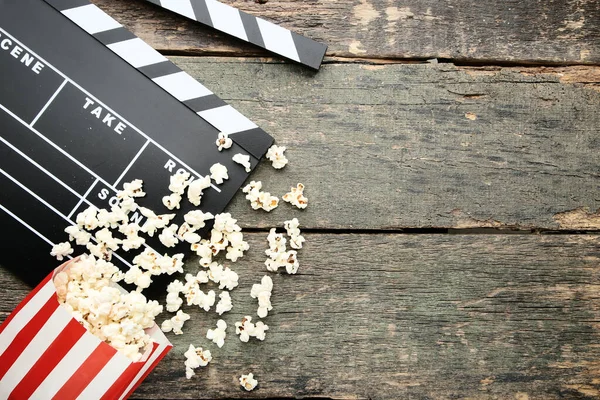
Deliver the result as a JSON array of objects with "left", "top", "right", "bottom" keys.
[{"left": 0, "top": 259, "right": 172, "bottom": 399}]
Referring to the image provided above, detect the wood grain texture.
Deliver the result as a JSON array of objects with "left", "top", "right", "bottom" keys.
[
  {"left": 89, "top": 0, "right": 600, "bottom": 64},
  {"left": 165, "top": 57, "right": 600, "bottom": 230},
  {"left": 2, "top": 234, "right": 600, "bottom": 399}
]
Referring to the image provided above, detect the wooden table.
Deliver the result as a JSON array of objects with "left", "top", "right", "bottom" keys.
[{"left": 2, "top": 0, "right": 600, "bottom": 398}]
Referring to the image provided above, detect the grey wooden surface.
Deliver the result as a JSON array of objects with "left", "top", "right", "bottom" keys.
[
  {"left": 2, "top": 0, "right": 600, "bottom": 398},
  {"left": 2, "top": 234, "right": 600, "bottom": 399}
]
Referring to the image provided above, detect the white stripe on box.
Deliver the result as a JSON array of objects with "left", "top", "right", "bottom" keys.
[
  {"left": 62, "top": 4, "right": 122, "bottom": 35},
  {"left": 0, "top": 280, "right": 56, "bottom": 356},
  {"left": 107, "top": 38, "right": 168, "bottom": 68},
  {"left": 0, "top": 307, "right": 72, "bottom": 398},
  {"left": 118, "top": 343, "right": 169, "bottom": 400},
  {"left": 198, "top": 105, "right": 258, "bottom": 134},
  {"left": 257, "top": 18, "right": 301, "bottom": 62},
  {"left": 29, "top": 333, "right": 101, "bottom": 399},
  {"left": 76, "top": 352, "right": 132, "bottom": 400},
  {"left": 205, "top": 0, "right": 248, "bottom": 41},
  {"left": 159, "top": 0, "right": 197, "bottom": 20},
  {"left": 152, "top": 71, "right": 213, "bottom": 102}
]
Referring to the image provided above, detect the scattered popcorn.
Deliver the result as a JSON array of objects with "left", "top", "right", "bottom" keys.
[
  {"left": 56, "top": 255, "right": 162, "bottom": 361},
  {"left": 158, "top": 224, "right": 179, "bottom": 248},
  {"left": 162, "top": 192, "right": 182, "bottom": 210},
  {"left": 226, "top": 230, "right": 249, "bottom": 262},
  {"left": 232, "top": 153, "right": 251, "bottom": 172},
  {"left": 169, "top": 171, "right": 191, "bottom": 195},
  {"left": 242, "top": 180, "right": 278, "bottom": 212},
  {"left": 86, "top": 242, "right": 112, "bottom": 261},
  {"left": 177, "top": 223, "right": 201, "bottom": 244},
  {"left": 282, "top": 183, "right": 308, "bottom": 209},
  {"left": 192, "top": 240, "right": 215, "bottom": 267},
  {"left": 206, "top": 319, "right": 227, "bottom": 348},
  {"left": 265, "top": 229, "right": 300, "bottom": 274},
  {"left": 133, "top": 248, "right": 159, "bottom": 273},
  {"left": 76, "top": 206, "right": 99, "bottom": 231},
  {"left": 118, "top": 179, "right": 145, "bottom": 198},
  {"left": 119, "top": 196, "right": 138, "bottom": 214},
  {"left": 284, "top": 218, "right": 305, "bottom": 249},
  {"left": 161, "top": 310, "right": 190, "bottom": 335},
  {"left": 97, "top": 207, "right": 128, "bottom": 229},
  {"left": 50, "top": 241, "right": 73, "bottom": 261},
  {"left": 64, "top": 225, "right": 91, "bottom": 246},
  {"left": 213, "top": 213, "right": 240, "bottom": 233},
  {"left": 121, "top": 234, "right": 145, "bottom": 252},
  {"left": 184, "top": 210, "right": 214, "bottom": 230},
  {"left": 156, "top": 253, "right": 185, "bottom": 275},
  {"left": 216, "top": 291, "right": 233, "bottom": 315},
  {"left": 266, "top": 228, "right": 287, "bottom": 256},
  {"left": 251, "top": 275, "right": 273, "bottom": 318},
  {"left": 184, "top": 344, "right": 212, "bottom": 379},
  {"left": 235, "top": 316, "right": 268, "bottom": 342},
  {"left": 266, "top": 144, "right": 288, "bottom": 169},
  {"left": 216, "top": 132, "right": 233, "bottom": 151},
  {"left": 187, "top": 175, "right": 212, "bottom": 206},
  {"left": 195, "top": 289, "right": 216, "bottom": 312},
  {"left": 240, "top": 373, "right": 258, "bottom": 391},
  {"left": 167, "top": 279, "right": 185, "bottom": 294},
  {"left": 210, "top": 163, "right": 228, "bottom": 184},
  {"left": 218, "top": 266, "right": 239, "bottom": 290}
]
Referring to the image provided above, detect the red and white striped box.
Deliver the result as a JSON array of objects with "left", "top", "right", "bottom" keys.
[{"left": 0, "top": 259, "right": 172, "bottom": 399}]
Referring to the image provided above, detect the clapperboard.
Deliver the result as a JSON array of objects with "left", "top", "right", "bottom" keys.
[{"left": 0, "top": 0, "right": 324, "bottom": 288}]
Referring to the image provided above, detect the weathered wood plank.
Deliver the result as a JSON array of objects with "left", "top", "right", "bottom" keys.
[
  {"left": 2, "top": 234, "right": 600, "bottom": 399},
  {"left": 165, "top": 58, "right": 600, "bottom": 230},
  {"left": 90, "top": 0, "right": 600, "bottom": 64}
]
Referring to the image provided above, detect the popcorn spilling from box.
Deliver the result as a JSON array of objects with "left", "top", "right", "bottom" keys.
[{"left": 1, "top": 142, "right": 308, "bottom": 395}]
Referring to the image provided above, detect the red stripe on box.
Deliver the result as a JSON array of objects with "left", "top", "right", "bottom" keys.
[
  {"left": 100, "top": 358, "right": 142, "bottom": 400},
  {"left": 0, "top": 295, "right": 59, "bottom": 380},
  {"left": 52, "top": 342, "right": 117, "bottom": 399},
  {"left": 122, "top": 344, "right": 171, "bottom": 399},
  {"left": 0, "top": 273, "right": 52, "bottom": 335},
  {"left": 8, "top": 318, "right": 86, "bottom": 399}
]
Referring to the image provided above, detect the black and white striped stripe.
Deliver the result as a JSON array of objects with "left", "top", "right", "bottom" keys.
[
  {"left": 145, "top": 0, "right": 327, "bottom": 70},
  {"left": 43, "top": 0, "right": 272, "bottom": 158}
]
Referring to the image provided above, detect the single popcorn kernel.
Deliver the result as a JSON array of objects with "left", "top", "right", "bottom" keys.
[
  {"left": 50, "top": 241, "right": 74, "bottom": 261},
  {"left": 282, "top": 183, "right": 308, "bottom": 209},
  {"left": 266, "top": 144, "right": 288, "bottom": 169},
  {"left": 206, "top": 319, "right": 227, "bottom": 348},
  {"left": 215, "top": 131, "right": 232, "bottom": 151},
  {"left": 239, "top": 373, "right": 258, "bottom": 391},
  {"left": 210, "top": 163, "right": 229, "bottom": 184},
  {"left": 232, "top": 153, "right": 251, "bottom": 172}
]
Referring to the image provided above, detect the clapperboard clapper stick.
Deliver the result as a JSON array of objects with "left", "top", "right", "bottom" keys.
[
  {"left": 0, "top": 0, "right": 272, "bottom": 290},
  {"left": 144, "top": 0, "right": 327, "bottom": 70}
]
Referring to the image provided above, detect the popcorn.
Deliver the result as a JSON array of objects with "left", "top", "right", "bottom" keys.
[
  {"left": 192, "top": 240, "right": 214, "bottom": 267},
  {"left": 251, "top": 275, "right": 273, "bottom": 318},
  {"left": 119, "top": 196, "right": 138, "bottom": 214},
  {"left": 282, "top": 183, "right": 308, "bottom": 209},
  {"left": 210, "top": 163, "right": 228, "bottom": 184},
  {"left": 56, "top": 255, "right": 162, "bottom": 361},
  {"left": 242, "top": 180, "right": 278, "bottom": 212},
  {"left": 187, "top": 175, "right": 211, "bottom": 206},
  {"left": 156, "top": 253, "right": 185, "bottom": 275},
  {"left": 265, "top": 229, "right": 300, "bottom": 274},
  {"left": 218, "top": 266, "right": 239, "bottom": 291},
  {"left": 64, "top": 225, "right": 91, "bottom": 246},
  {"left": 139, "top": 207, "right": 176, "bottom": 237},
  {"left": 235, "top": 316, "right": 268, "bottom": 342},
  {"left": 284, "top": 218, "right": 305, "bottom": 249},
  {"left": 184, "top": 210, "right": 214, "bottom": 230},
  {"left": 133, "top": 248, "right": 159, "bottom": 273},
  {"left": 232, "top": 153, "right": 251, "bottom": 172},
  {"left": 216, "top": 291, "right": 233, "bottom": 315},
  {"left": 240, "top": 373, "right": 258, "bottom": 391},
  {"left": 206, "top": 319, "right": 227, "bottom": 348},
  {"left": 161, "top": 310, "right": 190, "bottom": 335},
  {"left": 266, "top": 144, "right": 288, "bottom": 169},
  {"left": 195, "top": 289, "right": 216, "bottom": 312},
  {"left": 235, "top": 316, "right": 254, "bottom": 343},
  {"left": 215, "top": 132, "right": 232, "bottom": 151},
  {"left": 50, "top": 241, "right": 73, "bottom": 261},
  {"left": 168, "top": 171, "right": 191, "bottom": 195},
  {"left": 118, "top": 179, "right": 146, "bottom": 198},
  {"left": 121, "top": 234, "right": 145, "bottom": 251},
  {"left": 162, "top": 192, "right": 182, "bottom": 210},
  {"left": 95, "top": 228, "right": 121, "bottom": 251},
  {"left": 158, "top": 224, "right": 179, "bottom": 248},
  {"left": 167, "top": 279, "right": 184, "bottom": 294},
  {"left": 124, "top": 265, "right": 153, "bottom": 292},
  {"left": 225, "top": 231, "right": 249, "bottom": 262},
  {"left": 177, "top": 223, "right": 201, "bottom": 244},
  {"left": 184, "top": 344, "right": 212, "bottom": 379},
  {"left": 97, "top": 207, "right": 128, "bottom": 229},
  {"left": 266, "top": 228, "right": 287, "bottom": 256},
  {"left": 76, "top": 206, "right": 99, "bottom": 231},
  {"left": 213, "top": 213, "right": 240, "bottom": 233},
  {"left": 166, "top": 292, "right": 183, "bottom": 312},
  {"left": 86, "top": 242, "right": 112, "bottom": 261}
]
